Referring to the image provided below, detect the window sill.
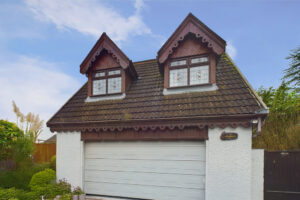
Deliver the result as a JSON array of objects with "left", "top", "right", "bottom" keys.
[
  {"left": 163, "top": 83, "right": 218, "bottom": 95},
  {"left": 85, "top": 93, "right": 125, "bottom": 102}
]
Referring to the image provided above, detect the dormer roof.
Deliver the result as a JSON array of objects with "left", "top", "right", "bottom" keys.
[
  {"left": 157, "top": 13, "right": 226, "bottom": 65},
  {"left": 80, "top": 33, "right": 138, "bottom": 79}
]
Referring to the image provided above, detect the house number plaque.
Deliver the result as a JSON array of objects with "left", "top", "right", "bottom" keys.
[{"left": 220, "top": 132, "right": 238, "bottom": 140}]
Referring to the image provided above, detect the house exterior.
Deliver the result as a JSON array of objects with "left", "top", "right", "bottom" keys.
[{"left": 47, "top": 13, "right": 268, "bottom": 200}]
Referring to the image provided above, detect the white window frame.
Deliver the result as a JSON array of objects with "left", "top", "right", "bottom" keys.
[
  {"left": 169, "top": 55, "right": 210, "bottom": 88},
  {"left": 92, "top": 68, "right": 122, "bottom": 96}
]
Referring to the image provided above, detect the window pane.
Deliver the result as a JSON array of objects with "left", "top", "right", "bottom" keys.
[
  {"left": 191, "top": 57, "right": 208, "bottom": 64},
  {"left": 170, "top": 60, "right": 187, "bottom": 67},
  {"left": 190, "top": 65, "right": 209, "bottom": 85},
  {"left": 108, "top": 70, "right": 121, "bottom": 76},
  {"left": 94, "top": 72, "right": 105, "bottom": 78},
  {"left": 169, "top": 68, "right": 188, "bottom": 87},
  {"left": 108, "top": 77, "right": 122, "bottom": 94},
  {"left": 93, "top": 79, "right": 106, "bottom": 95}
]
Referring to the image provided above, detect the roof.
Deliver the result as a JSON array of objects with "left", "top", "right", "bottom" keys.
[
  {"left": 43, "top": 134, "right": 56, "bottom": 143},
  {"left": 47, "top": 54, "right": 267, "bottom": 132},
  {"left": 157, "top": 13, "right": 226, "bottom": 65},
  {"left": 79, "top": 33, "right": 137, "bottom": 79}
]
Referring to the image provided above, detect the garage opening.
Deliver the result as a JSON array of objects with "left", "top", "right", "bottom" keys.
[{"left": 84, "top": 141, "right": 206, "bottom": 200}]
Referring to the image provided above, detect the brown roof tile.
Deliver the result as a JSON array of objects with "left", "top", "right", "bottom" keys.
[{"left": 47, "top": 54, "right": 265, "bottom": 126}]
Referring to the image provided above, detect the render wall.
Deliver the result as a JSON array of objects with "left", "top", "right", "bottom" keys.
[
  {"left": 56, "top": 131, "right": 84, "bottom": 189},
  {"left": 251, "top": 149, "right": 264, "bottom": 200},
  {"left": 56, "top": 128, "right": 263, "bottom": 199},
  {"left": 205, "top": 127, "right": 253, "bottom": 200}
]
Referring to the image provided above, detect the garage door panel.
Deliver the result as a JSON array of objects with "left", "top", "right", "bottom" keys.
[
  {"left": 85, "top": 159, "right": 205, "bottom": 175},
  {"left": 85, "top": 170, "right": 205, "bottom": 189},
  {"left": 85, "top": 181, "right": 205, "bottom": 200},
  {"left": 84, "top": 141, "right": 206, "bottom": 200},
  {"left": 85, "top": 142, "right": 205, "bottom": 161}
]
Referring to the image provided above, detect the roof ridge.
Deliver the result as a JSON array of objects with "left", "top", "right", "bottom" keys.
[{"left": 133, "top": 59, "right": 156, "bottom": 65}]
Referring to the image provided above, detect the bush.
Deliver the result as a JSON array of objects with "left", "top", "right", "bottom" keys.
[
  {"left": 72, "top": 186, "right": 84, "bottom": 195},
  {"left": 0, "top": 187, "right": 22, "bottom": 200},
  {"left": 60, "top": 193, "right": 72, "bottom": 200},
  {"left": 19, "top": 191, "right": 40, "bottom": 200},
  {"left": 0, "top": 187, "right": 41, "bottom": 200},
  {"left": 12, "top": 135, "right": 35, "bottom": 168},
  {"left": 50, "top": 155, "right": 56, "bottom": 170},
  {"left": 0, "top": 169, "right": 72, "bottom": 199},
  {"left": 30, "top": 179, "right": 71, "bottom": 199},
  {"left": 0, "top": 120, "right": 23, "bottom": 161},
  {"left": 0, "top": 163, "right": 50, "bottom": 190},
  {"left": 29, "top": 168, "right": 56, "bottom": 190}
]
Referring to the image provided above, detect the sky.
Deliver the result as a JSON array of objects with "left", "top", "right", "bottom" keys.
[{"left": 0, "top": 0, "right": 299, "bottom": 140}]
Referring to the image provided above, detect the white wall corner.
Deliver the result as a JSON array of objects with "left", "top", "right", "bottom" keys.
[
  {"left": 251, "top": 149, "right": 264, "bottom": 200},
  {"left": 205, "top": 127, "right": 252, "bottom": 200},
  {"left": 56, "top": 131, "right": 84, "bottom": 190}
]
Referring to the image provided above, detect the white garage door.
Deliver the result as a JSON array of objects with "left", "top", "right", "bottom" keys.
[{"left": 84, "top": 141, "right": 206, "bottom": 200}]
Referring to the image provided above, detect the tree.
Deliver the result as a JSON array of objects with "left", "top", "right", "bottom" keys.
[
  {"left": 12, "top": 101, "right": 44, "bottom": 143},
  {"left": 283, "top": 46, "right": 300, "bottom": 91},
  {"left": 0, "top": 120, "right": 24, "bottom": 160},
  {"left": 253, "top": 82, "right": 300, "bottom": 150}
]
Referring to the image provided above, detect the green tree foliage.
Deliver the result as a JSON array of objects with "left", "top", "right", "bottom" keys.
[
  {"left": 283, "top": 46, "right": 300, "bottom": 91},
  {"left": 253, "top": 82, "right": 300, "bottom": 150},
  {"left": 0, "top": 120, "right": 23, "bottom": 160},
  {"left": 12, "top": 134, "right": 35, "bottom": 168}
]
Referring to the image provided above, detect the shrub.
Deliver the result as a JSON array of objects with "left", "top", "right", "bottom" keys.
[
  {"left": 19, "top": 191, "right": 40, "bottom": 200},
  {"left": 0, "top": 163, "right": 50, "bottom": 190},
  {"left": 12, "top": 135, "right": 35, "bottom": 168},
  {"left": 0, "top": 187, "right": 39, "bottom": 200},
  {"left": 0, "top": 187, "right": 22, "bottom": 200},
  {"left": 56, "top": 179, "right": 71, "bottom": 194},
  {"left": 60, "top": 193, "right": 72, "bottom": 200},
  {"left": 30, "top": 179, "right": 71, "bottom": 199},
  {"left": 50, "top": 155, "right": 56, "bottom": 170},
  {"left": 29, "top": 168, "right": 56, "bottom": 190},
  {"left": 72, "top": 186, "right": 84, "bottom": 195},
  {"left": 0, "top": 120, "right": 23, "bottom": 161}
]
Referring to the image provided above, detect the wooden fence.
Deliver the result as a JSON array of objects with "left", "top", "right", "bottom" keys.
[
  {"left": 33, "top": 143, "right": 56, "bottom": 163},
  {"left": 264, "top": 150, "right": 300, "bottom": 200}
]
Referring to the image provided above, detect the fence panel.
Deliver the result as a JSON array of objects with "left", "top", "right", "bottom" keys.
[
  {"left": 33, "top": 143, "right": 56, "bottom": 163},
  {"left": 264, "top": 151, "right": 300, "bottom": 200}
]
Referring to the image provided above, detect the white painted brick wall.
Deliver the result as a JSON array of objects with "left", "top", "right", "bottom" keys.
[
  {"left": 251, "top": 149, "right": 264, "bottom": 200},
  {"left": 56, "top": 128, "right": 263, "bottom": 200},
  {"left": 205, "top": 127, "right": 252, "bottom": 200},
  {"left": 56, "top": 131, "right": 84, "bottom": 189}
]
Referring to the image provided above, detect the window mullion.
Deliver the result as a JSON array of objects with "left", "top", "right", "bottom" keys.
[
  {"left": 106, "top": 78, "right": 108, "bottom": 94},
  {"left": 187, "top": 58, "right": 190, "bottom": 86}
]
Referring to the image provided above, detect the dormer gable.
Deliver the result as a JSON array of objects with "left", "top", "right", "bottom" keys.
[
  {"left": 80, "top": 33, "right": 137, "bottom": 99},
  {"left": 157, "top": 13, "right": 226, "bottom": 94},
  {"left": 157, "top": 13, "right": 226, "bottom": 65}
]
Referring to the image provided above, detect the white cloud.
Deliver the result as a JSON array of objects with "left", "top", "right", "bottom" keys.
[
  {"left": 25, "top": 0, "right": 151, "bottom": 42},
  {"left": 0, "top": 55, "right": 81, "bottom": 140},
  {"left": 226, "top": 41, "right": 237, "bottom": 59}
]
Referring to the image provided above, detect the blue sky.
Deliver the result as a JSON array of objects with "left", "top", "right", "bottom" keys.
[{"left": 0, "top": 0, "right": 299, "bottom": 139}]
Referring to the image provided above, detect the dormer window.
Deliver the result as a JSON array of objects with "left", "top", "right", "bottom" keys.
[
  {"left": 169, "top": 55, "right": 209, "bottom": 88},
  {"left": 92, "top": 69, "right": 122, "bottom": 96}
]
